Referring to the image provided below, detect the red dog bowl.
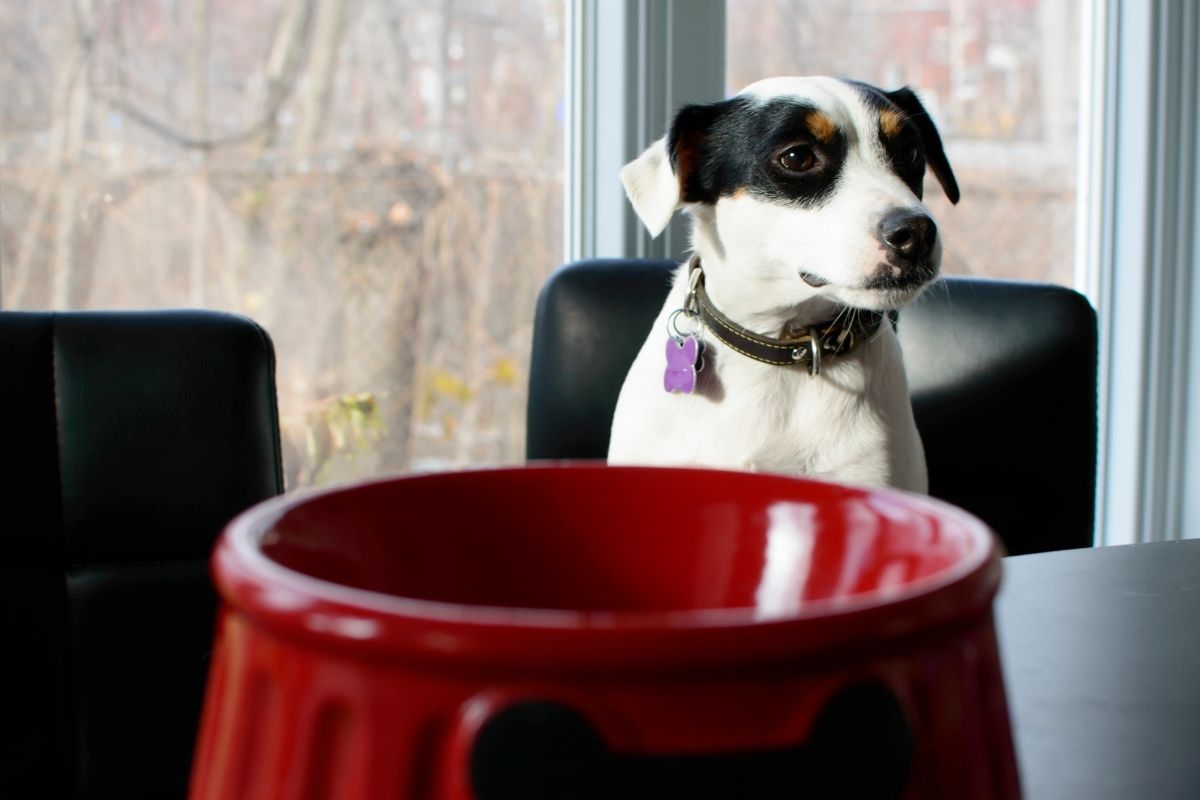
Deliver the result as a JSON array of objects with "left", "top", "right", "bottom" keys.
[{"left": 190, "top": 465, "right": 1019, "bottom": 799}]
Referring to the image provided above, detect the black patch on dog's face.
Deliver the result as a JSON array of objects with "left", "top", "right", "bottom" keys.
[
  {"left": 881, "top": 126, "right": 926, "bottom": 198},
  {"left": 841, "top": 79, "right": 960, "bottom": 204},
  {"left": 668, "top": 97, "right": 849, "bottom": 208},
  {"left": 840, "top": 80, "right": 926, "bottom": 198}
]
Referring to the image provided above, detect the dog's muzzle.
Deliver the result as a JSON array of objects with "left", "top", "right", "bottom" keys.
[
  {"left": 868, "top": 209, "right": 940, "bottom": 289},
  {"left": 879, "top": 210, "right": 938, "bottom": 263}
]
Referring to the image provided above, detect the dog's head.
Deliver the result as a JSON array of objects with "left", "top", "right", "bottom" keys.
[{"left": 621, "top": 76, "right": 959, "bottom": 313}]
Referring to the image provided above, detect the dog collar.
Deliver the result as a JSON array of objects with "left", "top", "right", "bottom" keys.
[{"left": 685, "top": 256, "right": 884, "bottom": 375}]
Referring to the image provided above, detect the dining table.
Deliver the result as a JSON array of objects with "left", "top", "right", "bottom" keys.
[{"left": 995, "top": 537, "right": 1200, "bottom": 799}]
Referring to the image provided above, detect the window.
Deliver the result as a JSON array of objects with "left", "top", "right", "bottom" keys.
[
  {"left": 1, "top": 0, "right": 566, "bottom": 487},
  {"left": 7, "top": 2, "right": 1196, "bottom": 544},
  {"left": 727, "top": 0, "right": 1081, "bottom": 287}
]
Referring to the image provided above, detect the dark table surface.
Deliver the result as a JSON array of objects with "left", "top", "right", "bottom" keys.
[{"left": 996, "top": 538, "right": 1200, "bottom": 799}]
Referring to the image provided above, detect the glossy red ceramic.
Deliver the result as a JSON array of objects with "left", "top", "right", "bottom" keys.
[{"left": 190, "top": 465, "right": 1020, "bottom": 799}]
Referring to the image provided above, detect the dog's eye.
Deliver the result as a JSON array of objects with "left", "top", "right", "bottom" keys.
[
  {"left": 905, "top": 144, "right": 922, "bottom": 165},
  {"left": 778, "top": 146, "right": 818, "bottom": 173}
]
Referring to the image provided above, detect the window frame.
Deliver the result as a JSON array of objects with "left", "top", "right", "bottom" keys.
[
  {"left": 1084, "top": 0, "right": 1200, "bottom": 545},
  {"left": 565, "top": 0, "right": 725, "bottom": 265}
]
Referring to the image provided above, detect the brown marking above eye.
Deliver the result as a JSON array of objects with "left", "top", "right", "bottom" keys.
[
  {"left": 804, "top": 111, "right": 839, "bottom": 143},
  {"left": 879, "top": 108, "right": 905, "bottom": 138}
]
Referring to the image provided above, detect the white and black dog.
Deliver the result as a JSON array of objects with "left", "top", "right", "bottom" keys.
[{"left": 607, "top": 76, "right": 959, "bottom": 492}]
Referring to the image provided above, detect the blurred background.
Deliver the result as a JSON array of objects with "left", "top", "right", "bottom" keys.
[{"left": 0, "top": 0, "right": 1078, "bottom": 487}]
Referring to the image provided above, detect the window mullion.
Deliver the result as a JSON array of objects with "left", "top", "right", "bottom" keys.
[{"left": 566, "top": 0, "right": 726, "bottom": 265}]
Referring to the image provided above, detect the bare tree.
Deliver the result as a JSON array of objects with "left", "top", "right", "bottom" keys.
[{"left": 2, "top": 0, "right": 568, "bottom": 482}]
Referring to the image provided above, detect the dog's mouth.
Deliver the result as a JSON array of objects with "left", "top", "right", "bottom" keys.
[
  {"left": 799, "top": 271, "right": 830, "bottom": 288},
  {"left": 797, "top": 262, "right": 938, "bottom": 313},
  {"left": 862, "top": 261, "right": 938, "bottom": 291},
  {"left": 801, "top": 261, "right": 937, "bottom": 293}
]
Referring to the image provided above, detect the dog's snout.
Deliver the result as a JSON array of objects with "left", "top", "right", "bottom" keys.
[{"left": 880, "top": 210, "right": 937, "bottom": 262}]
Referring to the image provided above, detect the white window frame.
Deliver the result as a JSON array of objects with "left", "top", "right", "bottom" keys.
[
  {"left": 565, "top": 0, "right": 725, "bottom": 264},
  {"left": 1082, "top": 0, "right": 1200, "bottom": 545},
  {"left": 567, "top": 0, "right": 1200, "bottom": 546}
]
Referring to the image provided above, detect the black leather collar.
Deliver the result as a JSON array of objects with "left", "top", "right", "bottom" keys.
[{"left": 686, "top": 256, "right": 884, "bottom": 375}]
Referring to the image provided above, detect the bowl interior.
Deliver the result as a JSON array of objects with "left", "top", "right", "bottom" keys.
[{"left": 257, "top": 467, "right": 984, "bottom": 618}]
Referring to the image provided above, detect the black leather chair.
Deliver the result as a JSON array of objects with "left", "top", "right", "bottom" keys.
[
  {"left": 527, "top": 259, "right": 1097, "bottom": 556},
  {"left": 0, "top": 310, "right": 284, "bottom": 799}
]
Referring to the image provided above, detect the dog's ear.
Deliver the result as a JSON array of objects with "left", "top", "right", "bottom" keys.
[
  {"left": 620, "top": 101, "right": 732, "bottom": 237},
  {"left": 620, "top": 137, "right": 680, "bottom": 238},
  {"left": 886, "top": 87, "right": 960, "bottom": 205}
]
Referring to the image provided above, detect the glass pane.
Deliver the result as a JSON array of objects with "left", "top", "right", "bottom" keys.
[
  {"left": 1, "top": 0, "right": 566, "bottom": 487},
  {"left": 727, "top": 0, "right": 1080, "bottom": 287}
]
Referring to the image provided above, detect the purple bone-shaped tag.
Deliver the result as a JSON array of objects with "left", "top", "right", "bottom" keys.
[{"left": 663, "top": 335, "right": 702, "bottom": 394}]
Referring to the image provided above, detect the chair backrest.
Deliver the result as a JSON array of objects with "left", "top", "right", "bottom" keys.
[
  {"left": 527, "top": 259, "right": 1097, "bottom": 555},
  {"left": 1, "top": 310, "right": 284, "bottom": 799}
]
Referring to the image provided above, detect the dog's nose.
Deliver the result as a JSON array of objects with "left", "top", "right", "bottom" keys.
[{"left": 880, "top": 210, "right": 937, "bottom": 262}]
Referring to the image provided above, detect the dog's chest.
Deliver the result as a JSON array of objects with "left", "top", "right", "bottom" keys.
[
  {"left": 702, "top": 351, "right": 882, "bottom": 471},
  {"left": 608, "top": 322, "right": 917, "bottom": 486}
]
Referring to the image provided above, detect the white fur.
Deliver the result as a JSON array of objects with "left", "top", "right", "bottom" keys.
[
  {"left": 608, "top": 76, "right": 936, "bottom": 493},
  {"left": 619, "top": 138, "right": 681, "bottom": 238}
]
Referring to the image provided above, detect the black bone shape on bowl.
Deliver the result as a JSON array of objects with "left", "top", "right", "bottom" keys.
[{"left": 469, "top": 683, "right": 912, "bottom": 800}]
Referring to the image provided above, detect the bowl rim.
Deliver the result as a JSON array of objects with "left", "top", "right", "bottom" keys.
[{"left": 213, "top": 464, "right": 1002, "bottom": 670}]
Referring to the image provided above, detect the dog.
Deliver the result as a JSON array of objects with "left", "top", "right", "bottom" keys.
[{"left": 607, "top": 76, "right": 959, "bottom": 493}]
